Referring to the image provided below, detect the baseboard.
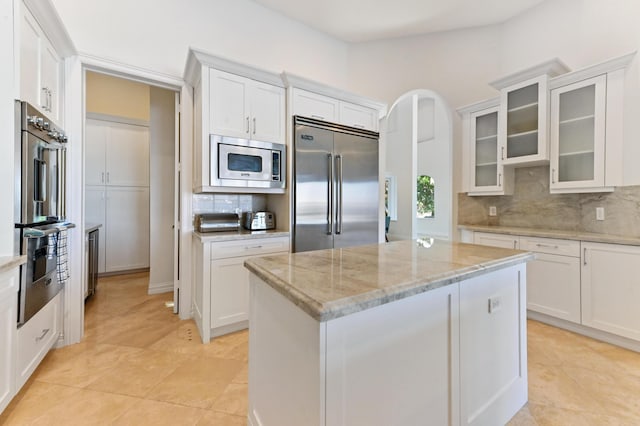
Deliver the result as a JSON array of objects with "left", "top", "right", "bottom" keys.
[
  {"left": 211, "top": 320, "right": 249, "bottom": 339},
  {"left": 147, "top": 281, "right": 173, "bottom": 295},
  {"left": 98, "top": 267, "right": 149, "bottom": 278},
  {"left": 528, "top": 311, "right": 640, "bottom": 352}
]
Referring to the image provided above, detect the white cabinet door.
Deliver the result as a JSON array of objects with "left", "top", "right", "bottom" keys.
[
  {"left": 85, "top": 120, "right": 108, "bottom": 186},
  {"left": 249, "top": 81, "right": 284, "bottom": 143},
  {"left": 105, "top": 187, "right": 149, "bottom": 272},
  {"left": 292, "top": 89, "right": 339, "bottom": 123},
  {"left": 0, "top": 270, "right": 17, "bottom": 413},
  {"left": 339, "top": 101, "right": 378, "bottom": 131},
  {"left": 19, "top": 7, "right": 41, "bottom": 112},
  {"left": 209, "top": 69, "right": 249, "bottom": 138},
  {"left": 106, "top": 122, "right": 149, "bottom": 186},
  {"left": 582, "top": 242, "right": 640, "bottom": 341},
  {"left": 473, "top": 232, "right": 519, "bottom": 250},
  {"left": 500, "top": 75, "right": 549, "bottom": 166},
  {"left": 211, "top": 256, "right": 250, "bottom": 329},
  {"left": 469, "top": 107, "right": 503, "bottom": 193},
  {"left": 526, "top": 253, "right": 581, "bottom": 323},
  {"left": 549, "top": 75, "right": 607, "bottom": 192},
  {"left": 40, "top": 36, "right": 61, "bottom": 122},
  {"left": 85, "top": 187, "right": 107, "bottom": 273}
]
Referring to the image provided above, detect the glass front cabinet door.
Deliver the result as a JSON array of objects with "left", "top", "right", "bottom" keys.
[
  {"left": 549, "top": 75, "right": 606, "bottom": 192},
  {"left": 470, "top": 107, "right": 501, "bottom": 192},
  {"left": 499, "top": 76, "right": 549, "bottom": 165}
]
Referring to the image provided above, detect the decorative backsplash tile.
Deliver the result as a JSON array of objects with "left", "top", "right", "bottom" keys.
[
  {"left": 458, "top": 166, "right": 640, "bottom": 237},
  {"left": 192, "top": 193, "right": 267, "bottom": 216}
]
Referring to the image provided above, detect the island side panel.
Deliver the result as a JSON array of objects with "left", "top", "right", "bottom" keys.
[
  {"left": 192, "top": 237, "right": 211, "bottom": 343},
  {"left": 459, "top": 264, "right": 528, "bottom": 426},
  {"left": 248, "top": 274, "right": 325, "bottom": 426},
  {"left": 324, "top": 283, "right": 460, "bottom": 426}
]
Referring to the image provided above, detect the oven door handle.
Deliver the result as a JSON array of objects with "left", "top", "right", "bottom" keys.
[{"left": 23, "top": 227, "right": 60, "bottom": 238}]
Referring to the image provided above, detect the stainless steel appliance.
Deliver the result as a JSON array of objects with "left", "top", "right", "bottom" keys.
[
  {"left": 86, "top": 227, "right": 99, "bottom": 299},
  {"left": 242, "top": 211, "right": 276, "bottom": 231},
  {"left": 14, "top": 100, "right": 70, "bottom": 326},
  {"left": 293, "top": 116, "right": 379, "bottom": 253},
  {"left": 210, "top": 134, "right": 286, "bottom": 189},
  {"left": 195, "top": 213, "right": 240, "bottom": 233}
]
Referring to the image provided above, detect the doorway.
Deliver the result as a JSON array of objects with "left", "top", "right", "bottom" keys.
[{"left": 82, "top": 71, "right": 179, "bottom": 331}]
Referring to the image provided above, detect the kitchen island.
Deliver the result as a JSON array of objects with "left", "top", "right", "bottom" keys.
[{"left": 244, "top": 239, "right": 534, "bottom": 426}]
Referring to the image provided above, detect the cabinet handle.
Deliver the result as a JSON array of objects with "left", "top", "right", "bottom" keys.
[
  {"left": 501, "top": 146, "right": 505, "bottom": 160},
  {"left": 106, "top": 172, "right": 110, "bottom": 183},
  {"left": 583, "top": 247, "right": 587, "bottom": 265},
  {"left": 353, "top": 124, "right": 365, "bottom": 129},
  {"left": 101, "top": 172, "right": 105, "bottom": 183},
  {"left": 552, "top": 169, "right": 556, "bottom": 184},
  {"left": 41, "top": 87, "right": 48, "bottom": 110},
  {"left": 499, "top": 173, "right": 502, "bottom": 187},
  {"left": 253, "top": 117, "right": 256, "bottom": 135},
  {"left": 246, "top": 117, "right": 250, "bottom": 134},
  {"left": 245, "top": 245, "right": 263, "bottom": 250},
  {"left": 35, "top": 328, "right": 50, "bottom": 342},
  {"left": 48, "top": 89, "right": 52, "bottom": 112},
  {"left": 311, "top": 114, "right": 325, "bottom": 120},
  {"left": 536, "top": 243, "right": 559, "bottom": 249},
  {"left": 513, "top": 241, "right": 517, "bottom": 249}
]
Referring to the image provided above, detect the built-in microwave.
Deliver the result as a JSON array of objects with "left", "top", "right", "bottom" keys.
[{"left": 210, "top": 134, "right": 286, "bottom": 189}]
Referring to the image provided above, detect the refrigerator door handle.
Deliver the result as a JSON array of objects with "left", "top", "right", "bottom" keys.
[
  {"left": 327, "top": 153, "right": 333, "bottom": 235},
  {"left": 336, "top": 154, "right": 343, "bottom": 235}
]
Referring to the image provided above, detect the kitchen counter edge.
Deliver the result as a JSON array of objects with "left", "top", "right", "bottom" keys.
[
  {"left": 458, "top": 225, "right": 640, "bottom": 246},
  {"left": 193, "top": 229, "right": 290, "bottom": 243},
  {"left": 0, "top": 255, "right": 27, "bottom": 274}
]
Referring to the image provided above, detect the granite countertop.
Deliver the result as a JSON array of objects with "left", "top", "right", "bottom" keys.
[
  {"left": 85, "top": 223, "right": 103, "bottom": 233},
  {"left": 458, "top": 224, "right": 640, "bottom": 246},
  {"left": 244, "top": 239, "right": 534, "bottom": 322},
  {"left": 0, "top": 255, "right": 27, "bottom": 274},
  {"left": 194, "top": 229, "right": 290, "bottom": 243}
]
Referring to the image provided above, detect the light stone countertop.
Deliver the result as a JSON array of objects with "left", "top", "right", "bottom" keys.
[
  {"left": 0, "top": 255, "right": 26, "bottom": 274},
  {"left": 194, "top": 229, "right": 290, "bottom": 243},
  {"left": 244, "top": 239, "right": 534, "bottom": 322},
  {"left": 458, "top": 225, "right": 640, "bottom": 246}
]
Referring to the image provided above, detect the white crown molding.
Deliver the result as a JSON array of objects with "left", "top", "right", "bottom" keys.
[
  {"left": 456, "top": 97, "right": 500, "bottom": 115},
  {"left": 185, "top": 48, "right": 284, "bottom": 87},
  {"left": 23, "top": 0, "right": 75, "bottom": 57},
  {"left": 86, "top": 112, "right": 150, "bottom": 128},
  {"left": 489, "top": 58, "right": 571, "bottom": 90},
  {"left": 548, "top": 51, "right": 636, "bottom": 89},
  {"left": 282, "top": 71, "right": 388, "bottom": 117}
]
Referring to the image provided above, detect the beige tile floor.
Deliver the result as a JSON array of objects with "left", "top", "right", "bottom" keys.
[{"left": 1, "top": 272, "right": 640, "bottom": 425}]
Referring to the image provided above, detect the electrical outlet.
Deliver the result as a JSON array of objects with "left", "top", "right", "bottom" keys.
[
  {"left": 489, "top": 206, "right": 497, "bottom": 217},
  {"left": 596, "top": 207, "right": 605, "bottom": 221},
  {"left": 488, "top": 296, "right": 502, "bottom": 314}
]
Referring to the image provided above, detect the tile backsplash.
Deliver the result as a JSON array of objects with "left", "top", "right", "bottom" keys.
[
  {"left": 192, "top": 193, "right": 267, "bottom": 216},
  {"left": 458, "top": 166, "right": 640, "bottom": 238}
]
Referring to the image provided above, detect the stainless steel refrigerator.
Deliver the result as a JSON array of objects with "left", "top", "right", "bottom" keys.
[{"left": 293, "top": 116, "right": 379, "bottom": 253}]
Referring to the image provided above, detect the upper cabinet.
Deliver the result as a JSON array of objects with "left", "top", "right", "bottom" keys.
[
  {"left": 490, "top": 59, "right": 570, "bottom": 167},
  {"left": 548, "top": 53, "right": 635, "bottom": 194},
  {"left": 19, "top": 5, "right": 61, "bottom": 123},
  {"left": 17, "top": 1, "right": 75, "bottom": 126},
  {"left": 458, "top": 98, "right": 513, "bottom": 196},
  {"left": 209, "top": 69, "right": 285, "bottom": 144},
  {"left": 284, "top": 74, "right": 386, "bottom": 133}
]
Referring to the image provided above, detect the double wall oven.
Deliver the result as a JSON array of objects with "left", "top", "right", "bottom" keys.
[{"left": 14, "top": 100, "right": 70, "bottom": 326}]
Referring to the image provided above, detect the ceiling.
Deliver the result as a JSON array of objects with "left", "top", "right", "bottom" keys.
[{"left": 252, "top": 0, "right": 546, "bottom": 43}]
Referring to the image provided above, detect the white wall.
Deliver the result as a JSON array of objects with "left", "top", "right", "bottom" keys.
[
  {"left": 49, "top": 0, "right": 349, "bottom": 89},
  {"left": 149, "top": 87, "right": 175, "bottom": 293}
]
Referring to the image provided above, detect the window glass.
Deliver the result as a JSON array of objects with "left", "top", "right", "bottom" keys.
[{"left": 417, "top": 175, "right": 434, "bottom": 218}]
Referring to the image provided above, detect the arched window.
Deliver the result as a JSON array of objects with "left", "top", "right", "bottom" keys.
[{"left": 417, "top": 175, "right": 434, "bottom": 218}]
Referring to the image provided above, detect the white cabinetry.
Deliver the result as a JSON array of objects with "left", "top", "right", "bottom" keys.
[
  {"left": 193, "top": 235, "right": 289, "bottom": 343},
  {"left": 473, "top": 232, "right": 519, "bottom": 249},
  {"left": 490, "top": 59, "right": 570, "bottom": 167},
  {"left": 0, "top": 268, "right": 18, "bottom": 413},
  {"left": 548, "top": 53, "right": 635, "bottom": 193},
  {"left": 16, "top": 292, "right": 61, "bottom": 390},
  {"left": 581, "top": 242, "right": 640, "bottom": 341},
  {"left": 19, "top": 4, "right": 62, "bottom": 123},
  {"left": 459, "top": 99, "right": 513, "bottom": 195},
  {"left": 209, "top": 69, "right": 285, "bottom": 144},
  {"left": 519, "top": 236, "right": 581, "bottom": 323},
  {"left": 85, "top": 119, "right": 150, "bottom": 273},
  {"left": 290, "top": 87, "right": 380, "bottom": 132}
]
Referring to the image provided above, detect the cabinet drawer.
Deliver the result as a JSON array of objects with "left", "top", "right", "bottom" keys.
[
  {"left": 16, "top": 292, "right": 60, "bottom": 388},
  {"left": 211, "top": 237, "right": 290, "bottom": 260},
  {"left": 519, "top": 236, "right": 580, "bottom": 257},
  {"left": 473, "top": 232, "right": 519, "bottom": 249}
]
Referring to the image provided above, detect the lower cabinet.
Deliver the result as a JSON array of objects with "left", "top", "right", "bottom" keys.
[
  {"left": 0, "top": 268, "right": 18, "bottom": 413},
  {"left": 16, "top": 292, "right": 61, "bottom": 389},
  {"left": 582, "top": 242, "right": 640, "bottom": 341},
  {"left": 193, "top": 235, "right": 289, "bottom": 343}
]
